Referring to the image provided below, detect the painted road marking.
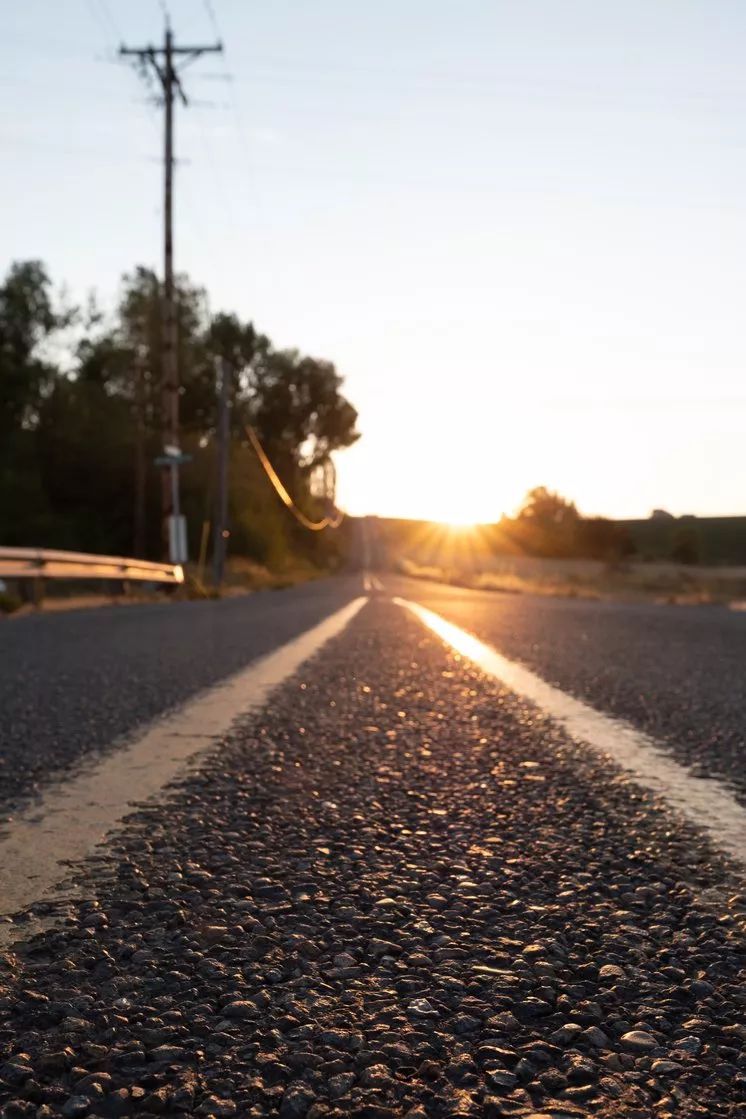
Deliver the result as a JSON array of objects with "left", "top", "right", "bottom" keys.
[
  {"left": 0, "top": 596, "right": 368, "bottom": 945},
  {"left": 396, "top": 596, "right": 746, "bottom": 872}
]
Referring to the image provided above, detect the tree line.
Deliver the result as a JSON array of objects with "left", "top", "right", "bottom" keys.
[
  {"left": 500, "top": 488, "right": 715, "bottom": 564},
  {"left": 494, "top": 487, "right": 634, "bottom": 561},
  {"left": 0, "top": 260, "right": 360, "bottom": 571}
]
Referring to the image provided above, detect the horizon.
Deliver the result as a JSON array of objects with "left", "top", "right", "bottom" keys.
[
  {"left": 352, "top": 507, "right": 746, "bottom": 526},
  {"left": 4, "top": 1, "right": 746, "bottom": 523}
]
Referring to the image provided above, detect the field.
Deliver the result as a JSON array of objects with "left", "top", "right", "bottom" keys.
[
  {"left": 398, "top": 553, "right": 746, "bottom": 604},
  {"left": 622, "top": 515, "right": 746, "bottom": 565},
  {"left": 366, "top": 513, "right": 746, "bottom": 603}
]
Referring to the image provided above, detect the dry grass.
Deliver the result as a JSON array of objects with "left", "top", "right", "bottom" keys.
[
  {"left": 6, "top": 592, "right": 160, "bottom": 618},
  {"left": 190, "top": 555, "right": 325, "bottom": 596},
  {"left": 399, "top": 556, "right": 746, "bottom": 605}
]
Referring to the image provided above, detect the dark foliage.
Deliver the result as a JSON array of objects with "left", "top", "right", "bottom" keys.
[{"left": 0, "top": 261, "right": 359, "bottom": 568}]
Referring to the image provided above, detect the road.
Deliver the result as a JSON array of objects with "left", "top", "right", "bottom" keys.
[
  {"left": 0, "top": 576, "right": 744, "bottom": 1117},
  {"left": 0, "top": 577, "right": 362, "bottom": 815},
  {"left": 387, "top": 576, "right": 746, "bottom": 803}
]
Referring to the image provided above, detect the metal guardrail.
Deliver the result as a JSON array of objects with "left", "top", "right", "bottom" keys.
[{"left": 0, "top": 547, "right": 184, "bottom": 585}]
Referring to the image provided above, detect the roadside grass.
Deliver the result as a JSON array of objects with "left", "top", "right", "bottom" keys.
[
  {"left": 185, "top": 555, "right": 325, "bottom": 598},
  {"left": 398, "top": 556, "right": 746, "bottom": 605},
  {"left": 0, "top": 590, "right": 22, "bottom": 615}
]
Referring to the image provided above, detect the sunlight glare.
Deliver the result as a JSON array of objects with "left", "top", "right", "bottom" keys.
[{"left": 443, "top": 517, "right": 478, "bottom": 532}]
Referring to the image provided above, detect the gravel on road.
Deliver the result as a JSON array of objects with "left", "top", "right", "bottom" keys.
[
  {"left": 390, "top": 577, "right": 746, "bottom": 803},
  {"left": 1, "top": 599, "right": 744, "bottom": 1117},
  {"left": 0, "top": 579, "right": 360, "bottom": 817}
]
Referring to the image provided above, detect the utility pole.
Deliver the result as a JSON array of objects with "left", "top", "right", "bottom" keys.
[
  {"left": 133, "top": 347, "right": 147, "bottom": 557},
  {"left": 120, "top": 24, "right": 222, "bottom": 563},
  {"left": 212, "top": 358, "right": 231, "bottom": 587}
]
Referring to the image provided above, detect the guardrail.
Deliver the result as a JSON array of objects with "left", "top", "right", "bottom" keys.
[{"left": 0, "top": 547, "right": 184, "bottom": 587}]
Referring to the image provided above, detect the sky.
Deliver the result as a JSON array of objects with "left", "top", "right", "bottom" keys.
[{"left": 3, "top": 0, "right": 746, "bottom": 523}]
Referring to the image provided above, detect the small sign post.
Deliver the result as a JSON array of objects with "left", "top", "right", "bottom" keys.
[{"left": 154, "top": 447, "right": 193, "bottom": 565}]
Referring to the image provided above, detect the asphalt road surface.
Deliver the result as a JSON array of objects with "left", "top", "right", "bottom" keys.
[
  {"left": 0, "top": 577, "right": 744, "bottom": 1117},
  {"left": 386, "top": 576, "right": 746, "bottom": 805},
  {"left": 0, "top": 578, "right": 362, "bottom": 815}
]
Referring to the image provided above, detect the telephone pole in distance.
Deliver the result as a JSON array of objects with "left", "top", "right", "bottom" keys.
[{"left": 120, "top": 24, "right": 222, "bottom": 563}]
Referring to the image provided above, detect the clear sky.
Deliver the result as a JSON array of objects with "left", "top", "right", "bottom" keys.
[{"left": 3, "top": 1, "right": 746, "bottom": 522}]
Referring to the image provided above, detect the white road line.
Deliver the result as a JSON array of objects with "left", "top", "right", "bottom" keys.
[
  {"left": 396, "top": 596, "right": 746, "bottom": 872},
  {"left": 0, "top": 596, "right": 368, "bottom": 944}
]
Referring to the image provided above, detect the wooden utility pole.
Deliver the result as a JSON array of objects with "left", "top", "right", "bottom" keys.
[
  {"left": 120, "top": 24, "right": 222, "bottom": 561},
  {"left": 212, "top": 357, "right": 231, "bottom": 587},
  {"left": 133, "top": 348, "right": 147, "bottom": 557}
]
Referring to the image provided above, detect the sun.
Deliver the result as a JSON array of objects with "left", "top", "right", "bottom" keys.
[
  {"left": 429, "top": 498, "right": 489, "bottom": 531},
  {"left": 443, "top": 517, "right": 478, "bottom": 532},
  {"left": 420, "top": 481, "right": 498, "bottom": 531}
]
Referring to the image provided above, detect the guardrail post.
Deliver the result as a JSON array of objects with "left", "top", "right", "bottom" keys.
[{"left": 19, "top": 577, "right": 45, "bottom": 608}]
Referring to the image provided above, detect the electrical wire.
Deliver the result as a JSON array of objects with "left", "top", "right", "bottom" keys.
[
  {"left": 95, "top": 0, "right": 123, "bottom": 42},
  {"left": 246, "top": 426, "right": 344, "bottom": 531},
  {"left": 202, "top": 0, "right": 222, "bottom": 41},
  {"left": 85, "top": 0, "right": 119, "bottom": 47},
  {"left": 194, "top": 5, "right": 340, "bottom": 535},
  {"left": 197, "top": 0, "right": 266, "bottom": 223},
  {"left": 155, "top": 0, "right": 171, "bottom": 27}
]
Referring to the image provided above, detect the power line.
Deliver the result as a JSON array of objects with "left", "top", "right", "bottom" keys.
[
  {"left": 202, "top": 0, "right": 222, "bottom": 41},
  {"left": 95, "top": 0, "right": 122, "bottom": 42},
  {"left": 155, "top": 0, "right": 171, "bottom": 27},
  {"left": 196, "top": 6, "right": 338, "bottom": 537},
  {"left": 0, "top": 133, "right": 160, "bottom": 162},
  {"left": 85, "top": 0, "right": 121, "bottom": 49},
  {"left": 196, "top": 0, "right": 265, "bottom": 222},
  {"left": 190, "top": 106, "right": 239, "bottom": 226},
  {"left": 246, "top": 427, "right": 344, "bottom": 531}
]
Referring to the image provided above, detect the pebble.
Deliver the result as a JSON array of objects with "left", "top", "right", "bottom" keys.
[
  {"left": 328, "top": 1073, "right": 355, "bottom": 1099},
  {"left": 488, "top": 1011, "right": 520, "bottom": 1034},
  {"left": 485, "top": 1069, "right": 518, "bottom": 1091},
  {"left": 651, "top": 1059, "right": 683, "bottom": 1075},
  {"left": 61, "top": 1098, "right": 89, "bottom": 1119},
  {"left": 279, "top": 1084, "right": 316, "bottom": 1118},
  {"left": 196, "top": 1098, "right": 236, "bottom": 1118},
  {"left": 620, "top": 1030, "right": 659, "bottom": 1053},
  {"left": 598, "top": 964, "right": 626, "bottom": 981},
  {"left": 407, "top": 999, "right": 438, "bottom": 1018},
  {"left": 222, "top": 1001, "right": 257, "bottom": 1019}
]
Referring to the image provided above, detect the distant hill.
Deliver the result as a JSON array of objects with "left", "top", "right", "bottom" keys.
[
  {"left": 621, "top": 516, "right": 746, "bottom": 565},
  {"left": 360, "top": 514, "right": 746, "bottom": 568}
]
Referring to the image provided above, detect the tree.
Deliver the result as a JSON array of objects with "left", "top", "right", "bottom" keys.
[
  {"left": 249, "top": 349, "right": 359, "bottom": 502},
  {"left": 510, "top": 486, "right": 580, "bottom": 556},
  {"left": 575, "top": 516, "right": 633, "bottom": 562},
  {"left": 0, "top": 261, "right": 63, "bottom": 444},
  {"left": 517, "top": 486, "right": 579, "bottom": 529},
  {"left": 34, "top": 377, "right": 136, "bottom": 553},
  {"left": 671, "top": 524, "right": 701, "bottom": 565},
  {"left": 0, "top": 262, "right": 72, "bottom": 545},
  {"left": 500, "top": 487, "right": 634, "bottom": 561},
  {"left": 72, "top": 268, "right": 211, "bottom": 554},
  {"left": 0, "top": 258, "right": 361, "bottom": 570},
  {"left": 202, "top": 312, "right": 269, "bottom": 433}
]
